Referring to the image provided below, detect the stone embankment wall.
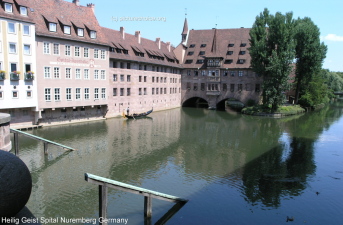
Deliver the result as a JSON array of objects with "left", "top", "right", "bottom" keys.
[{"left": 0, "top": 113, "right": 11, "bottom": 151}]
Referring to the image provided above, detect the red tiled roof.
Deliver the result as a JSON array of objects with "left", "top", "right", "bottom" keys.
[
  {"left": 183, "top": 28, "right": 252, "bottom": 69},
  {"left": 102, "top": 27, "right": 181, "bottom": 68},
  {"left": 28, "top": 0, "right": 107, "bottom": 46},
  {"left": 0, "top": 0, "right": 34, "bottom": 23}
]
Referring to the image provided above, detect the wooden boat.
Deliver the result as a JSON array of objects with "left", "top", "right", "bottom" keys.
[{"left": 125, "top": 108, "right": 153, "bottom": 119}]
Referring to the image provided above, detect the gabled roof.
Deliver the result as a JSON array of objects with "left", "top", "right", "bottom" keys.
[
  {"left": 27, "top": 0, "right": 107, "bottom": 46},
  {"left": 102, "top": 27, "right": 181, "bottom": 68},
  {"left": 0, "top": 0, "right": 34, "bottom": 23},
  {"left": 183, "top": 28, "right": 252, "bottom": 69}
]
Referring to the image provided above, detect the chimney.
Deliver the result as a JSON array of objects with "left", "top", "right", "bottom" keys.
[
  {"left": 120, "top": 27, "right": 125, "bottom": 39},
  {"left": 166, "top": 42, "right": 171, "bottom": 52},
  {"left": 73, "top": 0, "right": 80, "bottom": 6},
  {"left": 156, "top": 38, "right": 161, "bottom": 49},
  {"left": 135, "top": 31, "right": 141, "bottom": 44},
  {"left": 87, "top": 3, "right": 95, "bottom": 13}
]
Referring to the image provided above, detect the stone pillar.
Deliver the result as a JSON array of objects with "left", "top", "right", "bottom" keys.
[{"left": 0, "top": 113, "right": 11, "bottom": 152}]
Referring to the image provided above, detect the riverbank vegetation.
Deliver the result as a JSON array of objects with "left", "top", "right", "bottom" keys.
[{"left": 242, "top": 105, "right": 305, "bottom": 116}]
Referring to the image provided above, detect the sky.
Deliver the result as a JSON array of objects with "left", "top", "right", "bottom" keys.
[{"left": 68, "top": 0, "right": 343, "bottom": 72}]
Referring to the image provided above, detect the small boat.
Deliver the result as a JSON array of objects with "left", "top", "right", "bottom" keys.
[{"left": 125, "top": 108, "right": 153, "bottom": 119}]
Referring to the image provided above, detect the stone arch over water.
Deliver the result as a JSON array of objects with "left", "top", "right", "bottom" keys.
[{"left": 182, "top": 97, "right": 209, "bottom": 108}]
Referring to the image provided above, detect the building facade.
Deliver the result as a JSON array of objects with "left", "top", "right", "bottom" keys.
[{"left": 0, "top": 0, "right": 38, "bottom": 126}]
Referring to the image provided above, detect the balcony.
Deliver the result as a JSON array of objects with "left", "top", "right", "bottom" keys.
[
  {"left": 0, "top": 72, "right": 5, "bottom": 81},
  {"left": 25, "top": 72, "right": 34, "bottom": 81},
  {"left": 10, "top": 72, "right": 20, "bottom": 81}
]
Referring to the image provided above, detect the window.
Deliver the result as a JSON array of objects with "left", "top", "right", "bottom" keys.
[
  {"left": 199, "top": 51, "right": 205, "bottom": 56},
  {"left": 120, "top": 74, "right": 124, "bottom": 81},
  {"left": 156, "top": 88, "right": 159, "bottom": 94},
  {"left": 230, "top": 84, "right": 235, "bottom": 92},
  {"left": 24, "top": 44, "right": 31, "bottom": 55},
  {"left": 113, "top": 74, "right": 117, "bottom": 81},
  {"left": 194, "top": 70, "right": 198, "bottom": 76},
  {"left": 238, "top": 59, "right": 246, "bottom": 64},
  {"left": 224, "top": 59, "right": 233, "bottom": 64},
  {"left": 54, "top": 88, "right": 60, "bottom": 101},
  {"left": 45, "top": 88, "right": 51, "bottom": 101},
  {"left": 101, "top": 50, "right": 106, "bottom": 59},
  {"left": 223, "top": 71, "right": 228, "bottom": 76},
  {"left": 43, "top": 42, "right": 50, "bottom": 54},
  {"left": 75, "top": 68, "right": 81, "bottom": 79},
  {"left": 230, "top": 71, "right": 235, "bottom": 77},
  {"left": 9, "top": 43, "right": 16, "bottom": 54},
  {"left": 127, "top": 63, "right": 131, "bottom": 69},
  {"left": 139, "top": 88, "right": 142, "bottom": 95},
  {"left": 238, "top": 84, "right": 243, "bottom": 91},
  {"left": 44, "top": 67, "right": 51, "bottom": 78},
  {"left": 75, "top": 46, "right": 80, "bottom": 57},
  {"left": 127, "top": 88, "right": 131, "bottom": 96},
  {"left": 240, "top": 43, "right": 247, "bottom": 47},
  {"left": 77, "top": 28, "right": 84, "bottom": 37},
  {"left": 66, "top": 88, "right": 72, "bottom": 100},
  {"left": 84, "top": 48, "right": 89, "bottom": 57},
  {"left": 227, "top": 51, "right": 233, "bottom": 55},
  {"left": 238, "top": 71, "right": 243, "bottom": 76},
  {"left": 189, "top": 44, "right": 195, "bottom": 48},
  {"left": 94, "top": 70, "right": 99, "bottom": 80},
  {"left": 144, "top": 88, "right": 147, "bottom": 95},
  {"left": 127, "top": 75, "right": 131, "bottom": 82},
  {"left": 10, "top": 63, "right": 17, "bottom": 72},
  {"left": 64, "top": 26, "right": 71, "bottom": 34},
  {"left": 187, "top": 51, "right": 194, "bottom": 55},
  {"left": 223, "top": 83, "right": 227, "bottom": 91},
  {"left": 200, "top": 44, "right": 206, "bottom": 48},
  {"left": 20, "top": 6, "right": 27, "bottom": 16},
  {"left": 139, "top": 76, "right": 142, "bottom": 82},
  {"left": 90, "top": 30, "right": 97, "bottom": 39},
  {"left": 94, "top": 88, "right": 99, "bottom": 99},
  {"left": 49, "top": 23, "right": 57, "bottom": 32},
  {"left": 94, "top": 49, "right": 99, "bottom": 58},
  {"left": 152, "top": 88, "right": 155, "bottom": 95},
  {"left": 239, "top": 51, "right": 246, "bottom": 55},
  {"left": 120, "top": 88, "right": 124, "bottom": 96},
  {"left": 65, "top": 45, "right": 71, "bottom": 56},
  {"left": 76, "top": 88, "right": 81, "bottom": 100},
  {"left": 26, "top": 91, "right": 32, "bottom": 98},
  {"left": 152, "top": 77, "right": 155, "bottom": 83},
  {"left": 84, "top": 88, "right": 89, "bottom": 99},
  {"left": 8, "top": 22, "right": 15, "bottom": 33},
  {"left": 65, "top": 68, "right": 71, "bottom": 79},
  {"left": 101, "top": 70, "right": 106, "bottom": 80},
  {"left": 113, "top": 88, "right": 117, "bottom": 96},
  {"left": 144, "top": 76, "right": 147, "bottom": 82},
  {"left": 193, "top": 83, "right": 198, "bottom": 91},
  {"left": 23, "top": 25, "right": 30, "bottom": 35},
  {"left": 201, "top": 83, "right": 205, "bottom": 91},
  {"left": 53, "top": 43, "right": 59, "bottom": 55},
  {"left": 54, "top": 67, "right": 60, "bottom": 78},
  {"left": 185, "top": 60, "right": 193, "bottom": 64},
  {"left": 12, "top": 91, "right": 18, "bottom": 98},
  {"left": 228, "top": 43, "right": 234, "bottom": 47},
  {"left": 84, "top": 69, "right": 89, "bottom": 79},
  {"left": 255, "top": 84, "right": 261, "bottom": 92},
  {"left": 5, "top": 3, "right": 12, "bottom": 13}
]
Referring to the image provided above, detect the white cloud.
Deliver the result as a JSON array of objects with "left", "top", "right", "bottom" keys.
[{"left": 321, "top": 34, "right": 343, "bottom": 42}]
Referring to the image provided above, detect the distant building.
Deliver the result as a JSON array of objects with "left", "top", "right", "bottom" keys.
[{"left": 177, "top": 19, "right": 263, "bottom": 109}]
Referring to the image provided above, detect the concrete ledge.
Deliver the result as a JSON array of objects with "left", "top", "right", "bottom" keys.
[{"left": 0, "top": 113, "right": 11, "bottom": 124}]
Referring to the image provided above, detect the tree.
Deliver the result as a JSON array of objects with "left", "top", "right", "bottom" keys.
[
  {"left": 249, "top": 9, "right": 296, "bottom": 111},
  {"left": 294, "top": 17, "right": 327, "bottom": 104}
]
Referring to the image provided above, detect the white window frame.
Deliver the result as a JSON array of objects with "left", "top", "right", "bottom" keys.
[
  {"left": 94, "top": 49, "right": 99, "bottom": 59},
  {"left": 8, "top": 22, "right": 15, "bottom": 34},
  {"left": 45, "top": 88, "right": 51, "bottom": 101},
  {"left": 75, "top": 88, "right": 81, "bottom": 100},
  {"left": 101, "top": 88, "right": 106, "bottom": 99},
  {"left": 65, "top": 45, "right": 71, "bottom": 56},
  {"left": 24, "top": 44, "right": 31, "bottom": 55},
  {"left": 238, "top": 71, "right": 243, "bottom": 77},
  {"left": 23, "top": 25, "right": 30, "bottom": 35},
  {"left": 53, "top": 67, "right": 60, "bottom": 79},
  {"left": 77, "top": 28, "right": 84, "bottom": 37},
  {"left": 90, "top": 30, "right": 97, "bottom": 39},
  {"left": 75, "top": 68, "right": 81, "bottom": 79},
  {"left": 84, "top": 69, "right": 89, "bottom": 80},
  {"left": 66, "top": 88, "right": 72, "bottom": 101},
  {"left": 54, "top": 88, "right": 61, "bottom": 101},
  {"left": 53, "top": 43, "right": 60, "bottom": 55},
  {"left": 20, "top": 6, "right": 27, "bottom": 16},
  {"left": 0, "top": 91, "right": 4, "bottom": 100},
  {"left": 9, "top": 43, "right": 17, "bottom": 54},
  {"left": 100, "top": 70, "right": 106, "bottom": 80},
  {"left": 100, "top": 50, "right": 106, "bottom": 59},
  {"left": 44, "top": 67, "right": 51, "bottom": 78},
  {"left": 94, "top": 70, "right": 99, "bottom": 80},
  {"left": 94, "top": 88, "right": 99, "bottom": 99},
  {"left": 65, "top": 68, "right": 71, "bottom": 79},
  {"left": 84, "top": 88, "right": 89, "bottom": 100},
  {"left": 74, "top": 46, "right": 80, "bottom": 57},
  {"left": 64, "top": 25, "right": 71, "bottom": 35},
  {"left": 43, "top": 42, "right": 50, "bottom": 54},
  {"left": 49, "top": 23, "right": 57, "bottom": 32},
  {"left": 12, "top": 90, "right": 18, "bottom": 99},
  {"left": 26, "top": 90, "right": 32, "bottom": 98},
  {"left": 5, "top": 3, "right": 12, "bottom": 13},
  {"left": 84, "top": 47, "right": 89, "bottom": 58}
]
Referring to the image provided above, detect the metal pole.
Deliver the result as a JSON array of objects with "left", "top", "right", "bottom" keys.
[
  {"left": 44, "top": 142, "right": 48, "bottom": 155},
  {"left": 99, "top": 185, "right": 108, "bottom": 225},
  {"left": 14, "top": 132, "right": 19, "bottom": 155},
  {"left": 144, "top": 194, "right": 152, "bottom": 218}
]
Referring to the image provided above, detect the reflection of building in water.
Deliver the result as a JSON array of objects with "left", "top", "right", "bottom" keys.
[{"left": 26, "top": 109, "right": 181, "bottom": 218}]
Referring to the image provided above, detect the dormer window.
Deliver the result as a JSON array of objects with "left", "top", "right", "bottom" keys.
[
  {"left": 240, "top": 43, "right": 247, "bottom": 47},
  {"left": 4, "top": 3, "right": 12, "bottom": 13},
  {"left": 228, "top": 43, "right": 234, "bottom": 47},
  {"left": 187, "top": 51, "right": 194, "bottom": 56},
  {"left": 49, "top": 23, "right": 57, "bottom": 32},
  {"left": 189, "top": 44, "right": 195, "bottom": 48},
  {"left": 239, "top": 51, "right": 246, "bottom": 55},
  {"left": 64, "top": 26, "right": 71, "bottom": 34},
  {"left": 238, "top": 59, "right": 246, "bottom": 64},
  {"left": 77, "top": 28, "right": 84, "bottom": 37},
  {"left": 199, "top": 51, "right": 205, "bottom": 55},
  {"left": 90, "top": 30, "right": 97, "bottom": 39},
  {"left": 227, "top": 51, "right": 233, "bottom": 55},
  {"left": 20, "top": 6, "right": 27, "bottom": 16},
  {"left": 200, "top": 44, "right": 206, "bottom": 48}
]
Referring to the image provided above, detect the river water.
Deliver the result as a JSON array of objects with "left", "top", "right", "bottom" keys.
[{"left": 16, "top": 100, "right": 343, "bottom": 225}]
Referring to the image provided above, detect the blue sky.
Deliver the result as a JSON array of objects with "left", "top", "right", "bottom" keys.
[{"left": 69, "top": 0, "right": 343, "bottom": 72}]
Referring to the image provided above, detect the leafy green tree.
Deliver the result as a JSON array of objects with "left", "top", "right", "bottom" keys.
[
  {"left": 294, "top": 18, "right": 327, "bottom": 104},
  {"left": 249, "top": 9, "right": 296, "bottom": 111},
  {"left": 298, "top": 74, "right": 329, "bottom": 107}
]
